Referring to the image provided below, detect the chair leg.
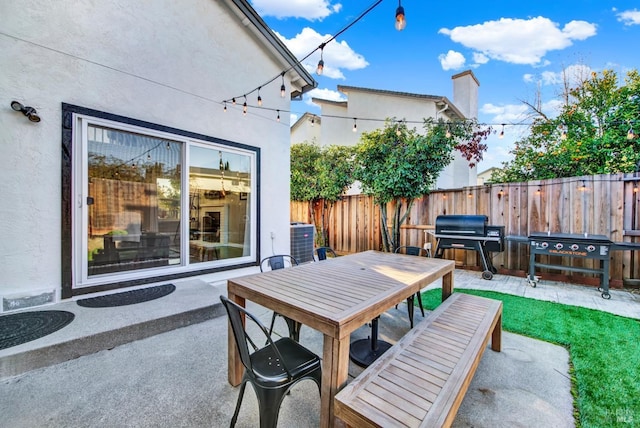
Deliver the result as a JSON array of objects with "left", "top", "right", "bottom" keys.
[
  {"left": 416, "top": 291, "right": 425, "bottom": 317},
  {"left": 407, "top": 295, "right": 414, "bottom": 329},
  {"left": 283, "top": 317, "right": 302, "bottom": 342},
  {"left": 254, "top": 384, "right": 288, "bottom": 428},
  {"left": 267, "top": 312, "right": 278, "bottom": 337},
  {"left": 230, "top": 380, "right": 248, "bottom": 427}
]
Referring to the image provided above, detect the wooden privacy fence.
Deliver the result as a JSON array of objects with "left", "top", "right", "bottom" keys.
[{"left": 291, "top": 173, "right": 640, "bottom": 288}]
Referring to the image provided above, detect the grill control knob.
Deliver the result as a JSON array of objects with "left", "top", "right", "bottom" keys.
[
  {"left": 570, "top": 244, "right": 579, "bottom": 251},
  {"left": 555, "top": 243, "right": 564, "bottom": 250},
  {"left": 587, "top": 245, "right": 596, "bottom": 252},
  {"left": 541, "top": 242, "right": 548, "bottom": 248}
]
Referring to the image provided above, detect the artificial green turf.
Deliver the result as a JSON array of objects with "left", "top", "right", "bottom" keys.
[{"left": 420, "top": 289, "right": 640, "bottom": 428}]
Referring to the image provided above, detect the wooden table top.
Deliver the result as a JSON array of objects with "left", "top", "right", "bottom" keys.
[{"left": 227, "top": 250, "right": 455, "bottom": 340}]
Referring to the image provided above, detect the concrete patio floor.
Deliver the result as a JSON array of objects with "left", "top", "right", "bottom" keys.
[{"left": 1, "top": 268, "right": 638, "bottom": 427}]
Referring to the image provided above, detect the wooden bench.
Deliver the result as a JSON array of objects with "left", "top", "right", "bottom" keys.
[{"left": 334, "top": 292, "right": 502, "bottom": 428}]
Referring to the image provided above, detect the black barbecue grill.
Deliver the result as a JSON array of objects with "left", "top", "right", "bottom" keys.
[
  {"left": 513, "top": 232, "right": 640, "bottom": 299},
  {"left": 433, "top": 215, "right": 505, "bottom": 280}
]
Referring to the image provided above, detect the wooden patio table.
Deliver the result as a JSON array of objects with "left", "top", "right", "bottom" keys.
[{"left": 226, "top": 250, "right": 455, "bottom": 428}]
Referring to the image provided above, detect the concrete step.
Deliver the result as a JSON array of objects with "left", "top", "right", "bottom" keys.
[{"left": 0, "top": 279, "right": 225, "bottom": 380}]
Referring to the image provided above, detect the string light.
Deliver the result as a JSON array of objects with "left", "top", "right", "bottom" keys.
[
  {"left": 628, "top": 125, "right": 636, "bottom": 140},
  {"left": 276, "top": 110, "right": 280, "bottom": 122},
  {"left": 223, "top": 102, "right": 227, "bottom": 113},
  {"left": 352, "top": 118, "right": 357, "bottom": 132},
  {"left": 499, "top": 124, "right": 505, "bottom": 139},
  {"left": 242, "top": 96, "right": 247, "bottom": 116},
  {"left": 633, "top": 183, "right": 638, "bottom": 193},
  {"left": 445, "top": 125, "right": 451, "bottom": 139},
  {"left": 257, "top": 87, "right": 262, "bottom": 107},
  {"left": 317, "top": 44, "right": 325, "bottom": 76},
  {"left": 395, "top": 0, "right": 406, "bottom": 31},
  {"left": 222, "top": 1, "right": 384, "bottom": 107},
  {"left": 535, "top": 186, "right": 541, "bottom": 195},
  {"left": 561, "top": 125, "right": 567, "bottom": 140},
  {"left": 579, "top": 180, "right": 587, "bottom": 191},
  {"left": 232, "top": 97, "right": 236, "bottom": 105},
  {"left": 311, "top": 116, "right": 315, "bottom": 127},
  {"left": 280, "top": 72, "right": 286, "bottom": 98}
]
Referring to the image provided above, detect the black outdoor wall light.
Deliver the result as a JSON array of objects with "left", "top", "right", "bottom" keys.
[{"left": 11, "top": 100, "right": 41, "bottom": 123}]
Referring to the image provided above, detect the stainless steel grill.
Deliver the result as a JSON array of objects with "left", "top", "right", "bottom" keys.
[{"left": 433, "top": 215, "right": 505, "bottom": 280}]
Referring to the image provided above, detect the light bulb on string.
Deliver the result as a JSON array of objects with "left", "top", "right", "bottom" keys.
[
  {"left": 311, "top": 116, "right": 315, "bottom": 127},
  {"left": 257, "top": 87, "right": 262, "bottom": 107},
  {"left": 352, "top": 118, "right": 357, "bottom": 133},
  {"left": 276, "top": 110, "right": 280, "bottom": 122},
  {"left": 628, "top": 126, "right": 636, "bottom": 140},
  {"left": 561, "top": 128, "right": 567, "bottom": 140},
  {"left": 395, "top": 1, "right": 406, "bottom": 31},
  {"left": 280, "top": 72, "right": 286, "bottom": 98},
  {"left": 317, "top": 44, "right": 325, "bottom": 75},
  {"left": 242, "top": 96, "right": 247, "bottom": 116},
  {"left": 445, "top": 125, "right": 451, "bottom": 139},
  {"left": 499, "top": 124, "right": 505, "bottom": 139},
  {"left": 223, "top": 102, "right": 227, "bottom": 113},
  {"left": 232, "top": 97, "right": 236, "bottom": 105}
]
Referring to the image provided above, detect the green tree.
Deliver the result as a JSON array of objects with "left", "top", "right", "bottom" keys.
[
  {"left": 354, "top": 119, "right": 489, "bottom": 252},
  {"left": 290, "top": 142, "right": 354, "bottom": 247},
  {"left": 493, "top": 69, "right": 640, "bottom": 183}
]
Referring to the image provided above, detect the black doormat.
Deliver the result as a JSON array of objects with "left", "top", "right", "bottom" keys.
[
  {"left": 76, "top": 284, "right": 176, "bottom": 308},
  {"left": 0, "top": 310, "right": 75, "bottom": 350}
]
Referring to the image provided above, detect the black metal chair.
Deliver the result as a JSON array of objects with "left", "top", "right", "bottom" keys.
[
  {"left": 260, "top": 255, "right": 302, "bottom": 341},
  {"left": 314, "top": 246, "right": 337, "bottom": 261},
  {"left": 220, "top": 296, "right": 322, "bottom": 428},
  {"left": 395, "top": 246, "right": 428, "bottom": 328}
]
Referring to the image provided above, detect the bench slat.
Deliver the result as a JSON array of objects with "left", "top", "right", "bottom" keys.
[{"left": 335, "top": 293, "right": 502, "bottom": 428}]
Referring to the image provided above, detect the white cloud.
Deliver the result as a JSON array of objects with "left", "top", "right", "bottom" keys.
[
  {"left": 524, "top": 64, "right": 593, "bottom": 86},
  {"left": 250, "top": 0, "right": 342, "bottom": 20},
  {"left": 481, "top": 103, "right": 529, "bottom": 123},
  {"left": 275, "top": 28, "right": 368, "bottom": 80},
  {"left": 438, "top": 50, "right": 466, "bottom": 71},
  {"left": 289, "top": 113, "right": 299, "bottom": 126},
  {"left": 616, "top": 8, "right": 640, "bottom": 25},
  {"left": 472, "top": 52, "right": 489, "bottom": 65},
  {"left": 439, "top": 17, "right": 597, "bottom": 65},
  {"left": 306, "top": 88, "right": 346, "bottom": 106}
]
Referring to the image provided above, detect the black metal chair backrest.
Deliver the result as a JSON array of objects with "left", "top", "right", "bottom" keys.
[
  {"left": 219, "top": 295, "right": 292, "bottom": 379},
  {"left": 260, "top": 254, "right": 299, "bottom": 271},
  {"left": 395, "top": 245, "right": 428, "bottom": 257},
  {"left": 314, "top": 246, "right": 337, "bottom": 261}
]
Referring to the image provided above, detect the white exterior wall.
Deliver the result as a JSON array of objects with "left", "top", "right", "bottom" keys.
[
  {"left": 290, "top": 116, "right": 321, "bottom": 145},
  {"left": 315, "top": 90, "right": 471, "bottom": 189},
  {"left": 0, "top": 0, "right": 297, "bottom": 306}
]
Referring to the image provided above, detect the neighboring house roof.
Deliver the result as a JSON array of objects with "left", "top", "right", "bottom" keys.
[
  {"left": 335, "top": 85, "right": 466, "bottom": 120},
  {"left": 223, "top": 0, "right": 316, "bottom": 98},
  {"left": 310, "top": 98, "right": 348, "bottom": 108},
  {"left": 291, "top": 112, "right": 321, "bottom": 133}
]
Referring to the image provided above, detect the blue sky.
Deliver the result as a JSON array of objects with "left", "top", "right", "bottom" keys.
[{"left": 249, "top": 0, "right": 640, "bottom": 172}]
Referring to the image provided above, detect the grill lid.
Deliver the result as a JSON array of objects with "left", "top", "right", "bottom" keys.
[{"left": 435, "top": 215, "right": 488, "bottom": 236}]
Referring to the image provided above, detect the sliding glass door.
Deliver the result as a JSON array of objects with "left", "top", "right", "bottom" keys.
[{"left": 71, "top": 111, "right": 257, "bottom": 290}]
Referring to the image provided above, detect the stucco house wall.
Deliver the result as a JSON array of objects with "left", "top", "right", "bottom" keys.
[
  {"left": 0, "top": 0, "right": 312, "bottom": 310},
  {"left": 307, "top": 72, "right": 480, "bottom": 189}
]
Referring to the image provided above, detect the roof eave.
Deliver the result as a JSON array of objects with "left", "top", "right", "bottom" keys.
[{"left": 225, "top": 0, "right": 317, "bottom": 98}]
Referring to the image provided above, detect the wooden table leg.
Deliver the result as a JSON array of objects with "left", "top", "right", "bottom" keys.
[
  {"left": 227, "top": 290, "right": 245, "bottom": 386},
  {"left": 320, "top": 334, "right": 350, "bottom": 428},
  {"left": 441, "top": 269, "right": 454, "bottom": 301}
]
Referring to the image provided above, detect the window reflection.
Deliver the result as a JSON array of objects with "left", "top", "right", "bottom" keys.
[
  {"left": 86, "top": 126, "right": 182, "bottom": 276},
  {"left": 188, "top": 146, "right": 251, "bottom": 263}
]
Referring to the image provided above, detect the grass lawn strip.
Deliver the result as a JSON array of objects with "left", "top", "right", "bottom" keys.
[{"left": 420, "top": 289, "right": 640, "bottom": 428}]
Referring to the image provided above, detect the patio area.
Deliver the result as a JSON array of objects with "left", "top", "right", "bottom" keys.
[{"left": 0, "top": 268, "right": 637, "bottom": 427}]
